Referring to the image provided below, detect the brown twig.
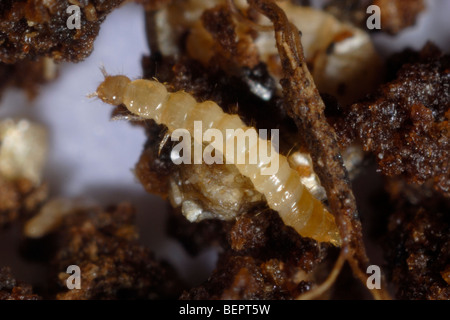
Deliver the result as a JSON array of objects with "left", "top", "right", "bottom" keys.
[{"left": 247, "top": 0, "right": 391, "bottom": 300}]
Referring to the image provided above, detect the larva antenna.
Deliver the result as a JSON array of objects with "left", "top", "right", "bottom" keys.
[
  {"left": 248, "top": 117, "right": 258, "bottom": 129},
  {"left": 86, "top": 91, "right": 98, "bottom": 99},
  {"left": 229, "top": 102, "right": 240, "bottom": 115},
  {"left": 85, "top": 66, "right": 108, "bottom": 100},
  {"left": 286, "top": 142, "right": 300, "bottom": 159},
  {"left": 158, "top": 131, "right": 171, "bottom": 156},
  {"left": 99, "top": 64, "right": 108, "bottom": 78},
  {"left": 252, "top": 206, "right": 272, "bottom": 217}
]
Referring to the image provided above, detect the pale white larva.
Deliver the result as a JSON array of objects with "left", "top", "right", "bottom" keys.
[
  {"left": 96, "top": 75, "right": 340, "bottom": 246},
  {"left": 177, "top": 0, "right": 381, "bottom": 106}
]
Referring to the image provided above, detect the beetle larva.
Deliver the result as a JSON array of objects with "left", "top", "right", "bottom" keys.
[
  {"left": 178, "top": 0, "right": 381, "bottom": 106},
  {"left": 96, "top": 75, "right": 341, "bottom": 246}
]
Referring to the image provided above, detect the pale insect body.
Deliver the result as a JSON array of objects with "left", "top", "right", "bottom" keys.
[{"left": 97, "top": 75, "right": 341, "bottom": 246}]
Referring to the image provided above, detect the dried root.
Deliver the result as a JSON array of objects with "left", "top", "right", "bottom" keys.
[{"left": 246, "top": 0, "right": 391, "bottom": 299}]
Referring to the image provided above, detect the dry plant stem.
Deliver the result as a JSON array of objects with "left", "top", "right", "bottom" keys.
[
  {"left": 298, "top": 249, "right": 347, "bottom": 300},
  {"left": 247, "top": 0, "right": 390, "bottom": 300}
]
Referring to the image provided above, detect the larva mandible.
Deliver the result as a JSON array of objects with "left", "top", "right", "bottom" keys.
[{"left": 96, "top": 75, "right": 341, "bottom": 246}]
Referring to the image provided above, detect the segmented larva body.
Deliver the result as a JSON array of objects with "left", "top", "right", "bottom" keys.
[{"left": 97, "top": 75, "right": 340, "bottom": 246}]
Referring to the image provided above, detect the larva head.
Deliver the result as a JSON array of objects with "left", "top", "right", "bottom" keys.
[{"left": 96, "top": 75, "right": 131, "bottom": 105}]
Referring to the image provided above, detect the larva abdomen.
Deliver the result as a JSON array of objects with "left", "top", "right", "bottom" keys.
[
  {"left": 123, "top": 79, "right": 167, "bottom": 123},
  {"left": 160, "top": 92, "right": 196, "bottom": 131},
  {"left": 98, "top": 76, "right": 341, "bottom": 246}
]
